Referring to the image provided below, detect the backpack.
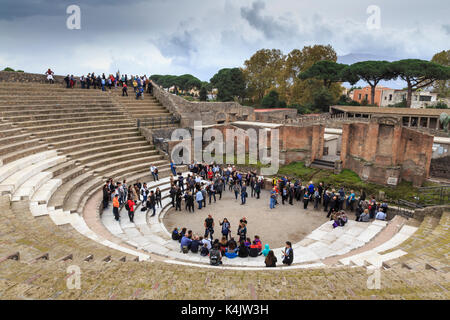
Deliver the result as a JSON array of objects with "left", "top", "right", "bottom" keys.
[
  {"left": 182, "top": 246, "right": 189, "bottom": 254},
  {"left": 210, "top": 252, "right": 220, "bottom": 265},
  {"left": 125, "top": 203, "right": 130, "bottom": 211},
  {"left": 200, "top": 247, "right": 209, "bottom": 257}
]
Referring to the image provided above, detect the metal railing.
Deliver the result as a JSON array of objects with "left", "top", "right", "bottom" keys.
[
  {"left": 136, "top": 115, "right": 180, "bottom": 129},
  {"left": 416, "top": 185, "right": 450, "bottom": 207}
]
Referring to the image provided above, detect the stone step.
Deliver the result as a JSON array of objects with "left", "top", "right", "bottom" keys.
[
  {"left": 31, "top": 178, "right": 62, "bottom": 205},
  {"left": 53, "top": 166, "right": 88, "bottom": 185},
  {"left": 0, "top": 103, "right": 117, "bottom": 111},
  {"left": 25, "top": 119, "right": 136, "bottom": 133},
  {"left": 45, "top": 160, "right": 79, "bottom": 179},
  {"left": 0, "top": 155, "right": 66, "bottom": 195},
  {"left": 0, "top": 134, "right": 38, "bottom": 154},
  {"left": 42, "top": 128, "right": 139, "bottom": 144},
  {"left": 0, "top": 107, "right": 121, "bottom": 116},
  {"left": 77, "top": 147, "right": 160, "bottom": 166},
  {"left": 64, "top": 177, "right": 104, "bottom": 213},
  {"left": 0, "top": 127, "right": 22, "bottom": 139},
  {"left": 57, "top": 136, "right": 149, "bottom": 155},
  {"left": 11, "top": 171, "right": 53, "bottom": 202},
  {"left": 10, "top": 115, "right": 128, "bottom": 127},
  {"left": 2, "top": 111, "right": 125, "bottom": 121},
  {"left": 0, "top": 89, "right": 109, "bottom": 95},
  {"left": 0, "top": 144, "right": 51, "bottom": 166},
  {"left": 66, "top": 140, "right": 158, "bottom": 163},
  {"left": 0, "top": 151, "right": 57, "bottom": 182},
  {"left": 86, "top": 152, "right": 165, "bottom": 172},
  {"left": 97, "top": 161, "right": 170, "bottom": 181},
  {"left": 0, "top": 97, "right": 112, "bottom": 102},
  {"left": 48, "top": 171, "right": 94, "bottom": 209}
]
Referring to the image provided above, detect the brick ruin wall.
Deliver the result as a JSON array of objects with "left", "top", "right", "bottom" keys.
[
  {"left": 430, "top": 156, "right": 450, "bottom": 179},
  {"left": 340, "top": 117, "right": 434, "bottom": 187}
]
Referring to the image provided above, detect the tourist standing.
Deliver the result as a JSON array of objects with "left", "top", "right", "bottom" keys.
[
  {"left": 112, "top": 194, "right": 120, "bottom": 221},
  {"left": 220, "top": 218, "right": 231, "bottom": 240},
  {"left": 204, "top": 214, "right": 214, "bottom": 240},
  {"left": 126, "top": 197, "right": 135, "bottom": 223},
  {"left": 282, "top": 241, "right": 294, "bottom": 266}
]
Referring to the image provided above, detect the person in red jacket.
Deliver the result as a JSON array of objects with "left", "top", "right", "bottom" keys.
[{"left": 126, "top": 198, "right": 136, "bottom": 223}]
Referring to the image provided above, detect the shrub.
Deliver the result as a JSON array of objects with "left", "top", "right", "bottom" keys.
[{"left": 2, "top": 67, "right": 15, "bottom": 72}]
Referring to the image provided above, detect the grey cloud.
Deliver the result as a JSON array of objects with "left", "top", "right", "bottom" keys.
[
  {"left": 240, "top": 0, "right": 292, "bottom": 40},
  {"left": 443, "top": 24, "right": 450, "bottom": 35},
  {"left": 0, "top": 0, "right": 148, "bottom": 20},
  {"left": 155, "top": 30, "right": 197, "bottom": 58}
]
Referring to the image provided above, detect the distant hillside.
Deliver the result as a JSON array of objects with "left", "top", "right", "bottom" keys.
[{"left": 337, "top": 53, "right": 399, "bottom": 64}]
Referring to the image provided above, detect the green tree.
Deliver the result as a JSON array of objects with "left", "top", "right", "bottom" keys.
[
  {"left": 343, "top": 61, "right": 395, "bottom": 105},
  {"left": 312, "top": 87, "right": 334, "bottom": 112},
  {"left": 210, "top": 68, "right": 246, "bottom": 102},
  {"left": 261, "top": 90, "right": 286, "bottom": 108},
  {"left": 389, "top": 59, "right": 450, "bottom": 108},
  {"left": 243, "top": 49, "right": 285, "bottom": 103},
  {"left": 299, "top": 60, "right": 355, "bottom": 88},
  {"left": 283, "top": 45, "right": 342, "bottom": 107},
  {"left": 2, "top": 67, "right": 15, "bottom": 72},
  {"left": 199, "top": 86, "right": 208, "bottom": 101},
  {"left": 431, "top": 50, "right": 450, "bottom": 98}
]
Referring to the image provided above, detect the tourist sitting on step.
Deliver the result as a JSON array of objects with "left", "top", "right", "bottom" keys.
[
  {"left": 201, "top": 236, "right": 212, "bottom": 250},
  {"left": 219, "top": 236, "right": 228, "bottom": 256},
  {"left": 224, "top": 244, "right": 238, "bottom": 259},
  {"left": 209, "top": 244, "right": 222, "bottom": 266},
  {"left": 180, "top": 231, "right": 193, "bottom": 253},
  {"left": 358, "top": 209, "right": 370, "bottom": 222},
  {"left": 262, "top": 244, "right": 271, "bottom": 257},
  {"left": 375, "top": 209, "right": 387, "bottom": 221},
  {"left": 190, "top": 235, "right": 202, "bottom": 254},
  {"left": 200, "top": 243, "right": 209, "bottom": 257},
  {"left": 248, "top": 241, "right": 260, "bottom": 258},
  {"left": 265, "top": 250, "right": 277, "bottom": 268},
  {"left": 237, "top": 241, "right": 249, "bottom": 258},
  {"left": 172, "top": 228, "right": 182, "bottom": 241},
  {"left": 254, "top": 235, "right": 262, "bottom": 252}
]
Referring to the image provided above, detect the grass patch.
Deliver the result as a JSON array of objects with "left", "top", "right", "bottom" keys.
[{"left": 277, "top": 161, "right": 442, "bottom": 203}]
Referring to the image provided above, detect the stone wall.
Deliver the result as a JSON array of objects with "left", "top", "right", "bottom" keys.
[
  {"left": 151, "top": 81, "right": 256, "bottom": 127},
  {"left": 160, "top": 123, "right": 324, "bottom": 167},
  {"left": 340, "top": 115, "right": 434, "bottom": 186},
  {"left": 254, "top": 109, "right": 298, "bottom": 123},
  {"left": 413, "top": 205, "right": 450, "bottom": 221},
  {"left": 430, "top": 156, "right": 450, "bottom": 179},
  {"left": 0, "top": 71, "right": 78, "bottom": 84}
]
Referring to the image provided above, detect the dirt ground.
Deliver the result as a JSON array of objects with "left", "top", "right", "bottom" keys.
[{"left": 162, "top": 189, "right": 330, "bottom": 248}]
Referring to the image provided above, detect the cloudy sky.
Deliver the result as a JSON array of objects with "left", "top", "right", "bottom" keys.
[{"left": 1, "top": 0, "right": 449, "bottom": 86}]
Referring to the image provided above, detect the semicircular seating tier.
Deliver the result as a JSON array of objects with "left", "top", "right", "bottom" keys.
[{"left": 0, "top": 82, "right": 448, "bottom": 299}]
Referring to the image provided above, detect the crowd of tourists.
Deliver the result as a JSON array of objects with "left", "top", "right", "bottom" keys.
[
  {"left": 46, "top": 68, "right": 153, "bottom": 99},
  {"left": 102, "top": 160, "right": 390, "bottom": 267},
  {"left": 268, "top": 176, "right": 389, "bottom": 226}
]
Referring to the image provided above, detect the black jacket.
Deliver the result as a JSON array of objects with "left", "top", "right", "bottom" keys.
[{"left": 282, "top": 248, "right": 294, "bottom": 265}]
